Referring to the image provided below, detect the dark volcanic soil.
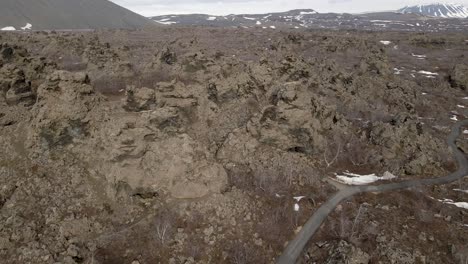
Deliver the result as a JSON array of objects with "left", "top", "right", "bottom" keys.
[{"left": 0, "top": 27, "right": 467, "bottom": 264}]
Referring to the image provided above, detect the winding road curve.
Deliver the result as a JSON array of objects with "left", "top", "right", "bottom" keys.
[{"left": 277, "top": 119, "right": 468, "bottom": 264}]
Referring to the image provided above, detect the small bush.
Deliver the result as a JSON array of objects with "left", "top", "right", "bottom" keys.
[{"left": 152, "top": 211, "right": 177, "bottom": 246}]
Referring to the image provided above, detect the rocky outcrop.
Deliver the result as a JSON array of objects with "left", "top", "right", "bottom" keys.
[
  {"left": 170, "top": 162, "right": 228, "bottom": 199},
  {"left": 124, "top": 86, "right": 156, "bottom": 112},
  {"left": 369, "top": 114, "right": 449, "bottom": 175},
  {"left": 450, "top": 64, "right": 468, "bottom": 90},
  {"left": 0, "top": 29, "right": 466, "bottom": 264},
  {"left": 59, "top": 81, "right": 227, "bottom": 199},
  {"left": 252, "top": 81, "right": 345, "bottom": 154},
  {"left": 0, "top": 43, "right": 54, "bottom": 107},
  {"left": 0, "top": 65, "right": 35, "bottom": 106},
  {"left": 105, "top": 131, "right": 227, "bottom": 199},
  {"left": 29, "top": 70, "right": 98, "bottom": 149}
]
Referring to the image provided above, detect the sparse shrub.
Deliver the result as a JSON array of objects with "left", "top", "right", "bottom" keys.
[
  {"left": 155, "top": 221, "right": 172, "bottom": 245},
  {"left": 227, "top": 241, "right": 267, "bottom": 264},
  {"left": 410, "top": 34, "right": 446, "bottom": 47},
  {"left": 323, "top": 132, "right": 347, "bottom": 169},
  {"left": 152, "top": 212, "right": 176, "bottom": 246},
  {"left": 182, "top": 243, "right": 203, "bottom": 262},
  {"left": 324, "top": 141, "right": 342, "bottom": 168},
  {"left": 329, "top": 203, "right": 368, "bottom": 241},
  {"left": 257, "top": 202, "right": 295, "bottom": 250},
  {"left": 228, "top": 242, "right": 251, "bottom": 264},
  {"left": 346, "top": 135, "right": 375, "bottom": 167},
  {"left": 252, "top": 166, "right": 289, "bottom": 195}
]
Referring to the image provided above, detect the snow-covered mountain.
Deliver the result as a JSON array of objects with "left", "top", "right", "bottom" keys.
[{"left": 398, "top": 3, "right": 468, "bottom": 18}]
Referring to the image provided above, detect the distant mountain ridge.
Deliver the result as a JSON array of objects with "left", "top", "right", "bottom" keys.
[
  {"left": 0, "top": 0, "right": 154, "bottom": 30},
  {"left": 151, "top": 9, "right": 319, "bottom": 27},
  {"left": 398, "top": 3, "right": 468, "bottom": 18},
  {"left": 150, "top": 8, "right": 468, "bottom": 32}
]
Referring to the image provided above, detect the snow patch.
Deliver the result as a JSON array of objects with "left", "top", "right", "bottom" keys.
[
  {"left": 451, "top": 115, "right": 458, "bottom": 121},
  {"left": 21, "top": 23, "right": 32, "bottom": 30},
  {"left": 293, "top": 195, "right": 306, "bottom": 211},
  {"left": 412, "top": 53, "right": 427, "bottom": 59},
  {"left": 294, "top": 203, "right": 300, "bottom": 211},
  {"left": 155, "top": 20, "right": 177, "bottom": 25},
  {"left": 1, "top": 26, "right": 16, "bottom": 31},
  {"left": 437, "top": 198, "right": 468, "bottom": 210},
  {"left": 379, "top": 40, "right": 392, "bottom": 45},
  {"left": 293, "top": 196, "right": 306, "bottom": 202},
  {"left": 418, "top": 70, "right": 438, "bottom": 76},
  {"left": 256, "top": 21, "right": 262, "bottom": 25},
  {"left": 454, "top": 189, "right": 468, "bottom": 194},
  {"left": 207, "top": 17, "right": 217, "bottom": 21},
  {"left": 394, "top": 68, "right": 404, "bottom": 75},
  {"left": 300, "top": 11, "right": 317, "bottom": 15},
  {"left": 334, "top": 171, "right": 397, "bottom": 185},
  {"left": 369, "top": 20, "right": 393, "bottom": 23},
  {"left": 269, "top": 25, "right": 276, "bottom": 29}
]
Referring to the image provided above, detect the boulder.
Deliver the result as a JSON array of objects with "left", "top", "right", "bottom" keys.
[
  {"left": 30, "top": 70, "right": 97, "bottom": 148},
  {"left": 0, "top": 67, "right": 35, "bottom": 106},
  {"left": 450, "top": 64, "right": 468, "bottom": 90},
  {"left": 124, "top": 86, "right": 156, "bottom": 112}
]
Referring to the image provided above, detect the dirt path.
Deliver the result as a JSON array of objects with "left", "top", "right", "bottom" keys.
[{"left": 277, "top": 119, "right": 468, "bottom": 264}]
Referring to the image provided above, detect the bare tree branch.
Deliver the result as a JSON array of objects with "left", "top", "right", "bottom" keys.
[
  {"left": 350, "top": 204, "right": 364, "bottom": 239},
  {"left": 324, "top": 142, "right": 342, "bottom": 168}
]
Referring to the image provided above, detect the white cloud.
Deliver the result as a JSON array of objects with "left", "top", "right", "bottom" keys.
[{"left": 111, "top": 0, "right": 468, "bottom": 16}]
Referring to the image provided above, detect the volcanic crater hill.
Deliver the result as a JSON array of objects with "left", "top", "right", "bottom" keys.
[
  {"left": 0, "top": 28, "right": 468, "bottom": 263},
  {"left": 0, "top": 0, "right": 154, "bottom": 30}
]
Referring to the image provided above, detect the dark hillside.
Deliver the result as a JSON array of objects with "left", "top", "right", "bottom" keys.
[{"left": 0, "top": 0, "right": 154, "bottom": 30}]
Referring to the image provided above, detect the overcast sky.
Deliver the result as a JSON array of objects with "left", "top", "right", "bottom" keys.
[{"left": 111, "top": 1, "right": 468, "bottom": 16}]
